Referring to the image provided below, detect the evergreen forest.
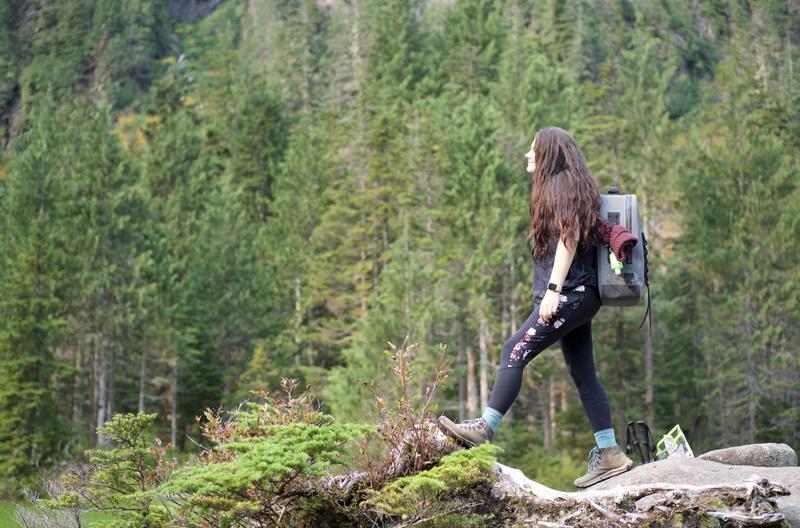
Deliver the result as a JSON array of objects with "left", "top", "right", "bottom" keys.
[{"left": 0, "top": 0, "right": 799, "bottom": 509}]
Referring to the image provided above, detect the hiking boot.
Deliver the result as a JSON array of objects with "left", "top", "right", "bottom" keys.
[
  {"left": 573, "top": 445, "right": 634, "bottom": 488},
  {"left": 437, "top": 415, "right": 494, "bottom": 448}
]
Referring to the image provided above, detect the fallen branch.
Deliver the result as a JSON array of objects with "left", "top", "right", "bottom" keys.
[{"left": 706, "top": 509, "right": 785, "bottom": 526}]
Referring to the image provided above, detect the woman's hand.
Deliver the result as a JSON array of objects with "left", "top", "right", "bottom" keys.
[{"left": 538, "top": 289, "right": 561, "bottom": 325}]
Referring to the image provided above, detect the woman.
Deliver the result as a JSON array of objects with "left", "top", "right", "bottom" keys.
[{"left": 437, "top": 127, "right": 633, "bottom": 488}]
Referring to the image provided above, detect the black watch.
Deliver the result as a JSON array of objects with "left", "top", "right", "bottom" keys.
[{"left": 548, "top": 282, "right": 561, "bottom": 293}]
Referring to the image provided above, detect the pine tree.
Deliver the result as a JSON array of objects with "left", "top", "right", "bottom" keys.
[
  {"left": 227, "top": 77, "right": 288, "bottom": 222},
  {"left": 137, "top": 66, "right": 218, "bottom": 447},
  {"left": 86, "top": 0, "right": 173, "bottom": 108},
  {"left": 441, "top": 0, "right": 503, "bottom": 96},
  {"left": 304, "top": 0, "right": 421, "bottom": 365},
  {"left": 675, "top": 20, "right": 800, "bottom": 447},
  {"left": 0, "top": 90, "right": 67, "bottom": 487}
]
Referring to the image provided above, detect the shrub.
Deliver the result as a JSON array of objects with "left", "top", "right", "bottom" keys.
[
  {"left": 18, "top": 341, "right": 505, "bottom": 528},
  {"left": 362, "top": 443, "right": 502, "bottom": 518},
  {"left": 16, "top": 412, "right": 175, "bottom": 528}
]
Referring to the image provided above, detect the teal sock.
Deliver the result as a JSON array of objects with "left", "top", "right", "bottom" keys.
[
  {"left": 482, "top": 407, "right": 504, "bottom": 431},
  {"left": 594, "top": 427, "right": 617, "bottom": 448}
]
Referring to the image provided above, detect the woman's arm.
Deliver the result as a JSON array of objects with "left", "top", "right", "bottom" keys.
[
  {"left": 539, "top": 231, "right": 578, "bottom": 324},
  {"left": 548, "top": 235, "right": 577, "bottom": 290}
]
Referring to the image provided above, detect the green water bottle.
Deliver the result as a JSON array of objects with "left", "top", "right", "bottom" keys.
[{"left": 609, "top": 247, "right": 623, "bottom": 275}]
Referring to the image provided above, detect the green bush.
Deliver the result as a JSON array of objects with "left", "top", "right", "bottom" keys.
[
  {"left": 34, "top": 412, "right": 175, "bottom": 528},
  {"left": 160, "top": 422, "right": 374, "bottom": 527},
  {"left": 23, "top": 349, "right": 502, "bottom": 527},
  {"left": 363, "top": 442, "right": 502, "bottom": 517}
]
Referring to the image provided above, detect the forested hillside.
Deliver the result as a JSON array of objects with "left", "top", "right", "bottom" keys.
[{"left": 0, "top": 0, "right": 798, "bottom": 493}]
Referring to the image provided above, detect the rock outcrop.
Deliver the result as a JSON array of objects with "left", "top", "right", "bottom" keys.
[
  {"left": 591, "top": 455, "right": 800, "bottom": 526},
  {"left": 698, "top": 442, "right": 798, "bottom": 467},
  {"left": 491, "top": 458, "right": 791, "bottom": 527},
  {"left": 341, "top": 423, "right": 797, "bottom": 527}
]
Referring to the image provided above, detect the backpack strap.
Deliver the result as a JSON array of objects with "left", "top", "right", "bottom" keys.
[
  {"left": 637, "top": 232, "right": 652, "bottom": 336},
  {"left": 638, "top": 283, "right": 651, "bottom": 335}
]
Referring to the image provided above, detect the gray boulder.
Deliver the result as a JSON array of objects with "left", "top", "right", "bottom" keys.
[{"left": 698, "top": 443, "right": 798, "bottom": 467}]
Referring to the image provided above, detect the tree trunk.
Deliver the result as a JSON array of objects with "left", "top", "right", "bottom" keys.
[
  {"left": 89, "top": 335, "right": 97, "bottom": 446},
  {"left": 381, "top": 218, "right": 389, "bottom": 274},
  {"left": 543, "top": 379, "right": 552, "bottom": 450},
  {"left": 300, "top": 0, "right": 311, "bottom": 114},
  {"left": 644, "top": 317, "right": 654, "bottom": 429},
  {"left": 614, "top": 317, "right": 626, "bottom": 433},
  {"left": 223, "top": 344, "right": 232, "bottom": 397},
  {"left": 526, "top": 376, "right": 537, "bottom": 432},
  {"left": 348, "top": 0, "right": 362, "bottom": 83},
  {"left": 549, "top": 377, "right": 558, "bottom": 445},
  {"left": 787, "top": 7, "right": 793, "bottom": 87},
  {"left": 294, "top": 276, "right": 304, "bottom": 354},
  {"left": 107, "top": 344, "right": 115, "bottom": 422},
  {"left": 170, "top": 359, "right": 178, "bottom": 448},
  {"left": 510, "top": 257, "right": 519, "bottom": 332},
  {"left": 478, "top": 312, "right": 489, "bottom": 411},
  {"left": 402, "top": 214, "right": 411, "bottom": 329},
  {"left": 466, "top": 345, "right": 478, "bottom": 417},
  {"left": 300, "top": 276, "right": 314, "bottom": 366},
  {"left": 96, "top": 337, "right": 108, "bottom": 447},
  {"left": 745, "top": 293, "right": 757, "bottom": 444},
  {"left": 138, "top": 332, "right": 147, "bottom": 413},
  {"left": 458, "top": 346, "right": 466, "bottom": 422},
  {"left": 72, "top": 346, "right": 82, "bottom": 427},
  {"left": 454, "top": 317, "right": 466, "bottom": 421},
  {"left": 501, "top": 266, "right": 510, "bottom": 338}
]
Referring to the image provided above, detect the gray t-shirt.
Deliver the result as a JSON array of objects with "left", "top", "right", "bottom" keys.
[{"left": 531, "top": 237, "right": 597, "bottom": 305}]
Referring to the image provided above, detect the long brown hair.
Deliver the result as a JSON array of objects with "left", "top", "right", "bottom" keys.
[{"left": 527, "top": 127, "right": 600, "bottom": 263}]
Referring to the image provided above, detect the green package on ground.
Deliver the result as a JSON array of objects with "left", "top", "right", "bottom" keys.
[{"left": 656, "top": 424, "right": 694, "bottom": 460}]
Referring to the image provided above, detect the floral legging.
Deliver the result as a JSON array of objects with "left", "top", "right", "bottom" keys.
[{"left": 486, "top": 283, "right": 613, "bottom": 433}]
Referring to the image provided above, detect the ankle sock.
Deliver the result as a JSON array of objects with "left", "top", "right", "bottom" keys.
[
  {"left": 594, "top": 427, "right": 617, "bottom": 449},
  {"left": 481, "top": 407, "right": 504, "bottom": 431}
]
